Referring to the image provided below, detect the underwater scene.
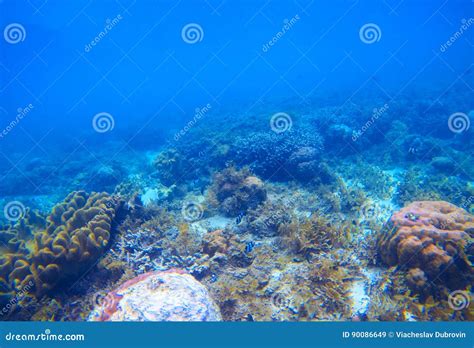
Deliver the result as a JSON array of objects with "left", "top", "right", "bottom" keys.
[{"left": 0, "top": 0, "right": 473, "bottom": 322}]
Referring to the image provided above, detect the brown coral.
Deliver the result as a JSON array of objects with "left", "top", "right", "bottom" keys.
[
  {"left": 0, "top": 191, "right": 119, "bottom": 312},
  {"left": 377, "top": 201, "right": 474, "bottom": 291},
  {"left": 208, "top": 166, "right": 266, "bottom": 217}
]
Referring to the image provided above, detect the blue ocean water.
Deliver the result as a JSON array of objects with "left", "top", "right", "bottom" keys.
[{"left": 0, "top": 0, "right": 473, "bottom": 322}]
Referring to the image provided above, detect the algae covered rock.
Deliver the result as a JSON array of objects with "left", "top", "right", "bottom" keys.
[
  {"left": 377, "top": 201, "right": 474, "bottom": 291},
  {"left": 88, "top": 270, "right": 222, "bottom": 321}
]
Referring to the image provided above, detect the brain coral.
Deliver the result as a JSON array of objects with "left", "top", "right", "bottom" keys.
[
  {"left": 88, "top": 269, "right": 222, "bottom": 321},
  {"left": 0, "top": 191, "right": 118, "bottom": 310},
  {"left": 377, "top": 201, "right": 474, "bottom": 291}
]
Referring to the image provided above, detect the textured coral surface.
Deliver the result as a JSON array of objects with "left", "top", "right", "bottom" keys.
[
  {"left": 378, "top": 201, "right": 474, "bottom": 291},
  {"left": 0, "top": 191, "right": 117, "bottom": 308},
  {"left": 88, "top": 270, "right": 222, "bottom": 321}
]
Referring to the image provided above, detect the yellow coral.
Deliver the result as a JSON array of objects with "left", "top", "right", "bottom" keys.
[{"left": 0, "top": 191, "right": 118, "bottom": 310}]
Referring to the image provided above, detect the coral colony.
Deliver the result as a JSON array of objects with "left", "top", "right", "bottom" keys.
[
  {"left": 0, "top": 94, "right": 472, "bottom": 322},
  {"left": 0, "top": 1, "right": 473, "bottom": 326}
]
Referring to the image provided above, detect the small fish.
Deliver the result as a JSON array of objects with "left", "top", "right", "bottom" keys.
[
  {"left": 235, "top": 213, "right": 244, "bottom": 225},
  {"left": 210, "top": 273, "right": 218, "bottom": 283},
  {"left": 245, "top": 241, "right": 255, "bottom": 253}
]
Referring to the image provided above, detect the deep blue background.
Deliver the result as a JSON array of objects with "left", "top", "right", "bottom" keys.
[{"left": 0, "top": 0, "right": 473, "bottom": 152}]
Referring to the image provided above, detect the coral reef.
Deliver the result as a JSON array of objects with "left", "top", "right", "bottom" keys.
[
  {"left": 0, "top": 191, "right": 120, "bottom": 316},
  {"left": 279, "top": 214, "right": 349, "bottom": 257},
  {"left": 208, "top": 167, "right": 267, "bottom": 217},
  {"left": 88, "top": 269, "right": 222, "bottom": 321},
  {"left": 153, "top": 149, "right": 188, "bottom": 186},
  {"left": 230, "top": 129, "right": 324, "bottom": 180},
  {"left": 377, "top": 201, "right": 474, "bottom": 293}
]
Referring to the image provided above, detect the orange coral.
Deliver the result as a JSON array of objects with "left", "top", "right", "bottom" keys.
[{"left": 378, "top": 201, "right": 474, "bottom": 290}]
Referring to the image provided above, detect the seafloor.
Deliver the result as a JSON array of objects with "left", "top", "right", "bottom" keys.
[{"left": 0, "top": 89, "right": 473, "bottom": 321}]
